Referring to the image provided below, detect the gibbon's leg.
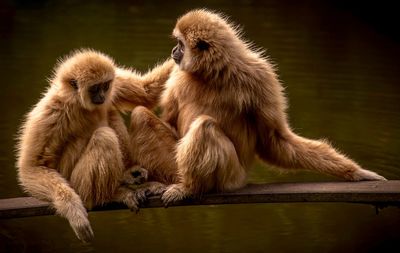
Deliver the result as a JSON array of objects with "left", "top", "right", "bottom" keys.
[
  {"left": 70, "top": 127, "right": 146, "bottom": 212},
  {"left": 161, "top": 115, "right": 247, "bottom": 205},
  {"left": 18, "top": 167, "right": 93, "bottom": 242},
  {"left": 108, "top": 110, "right": 133, "bottom": 168},
  {"left": 257, "top": 125, "right": 387, "bottom": 181},
  {"left": 109, "top": 110, "right": 167, "bottom": 198},
  {"left": 70, "top": 127, "right": 123, "bottom": 207},
  {"left": 129, "top": 106, "right": 179, "bottom": 184}
]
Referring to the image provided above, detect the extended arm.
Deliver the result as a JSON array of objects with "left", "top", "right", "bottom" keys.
[
  {"left": 18, "top": 163, "right": 93, "bottom": 242},
  {"left": 113, "top": 58, "right": 175, "bottom": 112},
  {"left": 254, "top": 101, "right": 386, "bottom": 181}
]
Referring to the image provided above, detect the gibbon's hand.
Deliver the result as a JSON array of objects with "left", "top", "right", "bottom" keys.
[
  {"left": 143, "top": 181, "right": 167, "bottom": 196},
  {"left": 68, "top": 206, "right": 94, "bottom": 243},
  {"left": 125, "top": 187, "right": 148, "bottom": 213},
  {"left": 161, "top": 184, "right": 188, "bottom": 207}
]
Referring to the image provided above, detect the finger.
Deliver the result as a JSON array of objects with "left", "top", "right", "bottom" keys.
[
  {"left": 74, "top": 224, "right": 94, "bottom": 243},
  {"left": 81, "top": 226, "right": 95, "bottom": 243}
]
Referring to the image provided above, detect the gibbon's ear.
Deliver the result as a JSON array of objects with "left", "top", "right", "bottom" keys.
[
  {"left": 69, "top": 79, "right": 78, "bottom": 90},
  {"left": 196, "top": 40, "right": 210, "bottom": 51}
]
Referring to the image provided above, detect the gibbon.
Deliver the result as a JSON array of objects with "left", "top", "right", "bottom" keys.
[
  {"left": 128, "top": 9, "right": 387, "bottom": 205},
  {"left": 16, "top": 49, "right": 172, "bottom": 242}
]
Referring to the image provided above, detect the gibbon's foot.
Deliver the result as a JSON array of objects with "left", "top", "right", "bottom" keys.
[
  {"left": 118, "top": 187, "right": 148, "bottom": 213},
  {"left": 143, "top": 181, "right": 167, "bottom": 196},
  {"left": 351, "top": 168, "right": 387, "bottom": 181},
  {"left": 123, "top": 182, "right": 166, "bottom": 212},
  {"left": 161, "top": 184, "right": 189, "bottom": 207},
  {"left": 69, "top": 213, "right": 94, "bottom": 243},
  {"left": 123, "top": 165, "right": 149, "bottom": 185}
]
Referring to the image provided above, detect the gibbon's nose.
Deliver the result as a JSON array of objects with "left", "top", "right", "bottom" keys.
[
  {"left": 92, "top": 95, "right": 105, "bottom": 105},
  {"left": 172, "top": 46, "right": 181, "bottom": 63},
  {"left": 171, "top": 45, "right": 178, "bottom": 56}
]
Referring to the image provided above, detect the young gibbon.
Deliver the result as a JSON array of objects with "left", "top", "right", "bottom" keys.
[
  {"left": 128, "top": 9, "right": 387, "bottom": 205},
  {"left": 16, "top": 49, "right": 172, "bottom": 242}
]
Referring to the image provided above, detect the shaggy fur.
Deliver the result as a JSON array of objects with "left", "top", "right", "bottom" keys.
[
  {"left": 127, "top": 9, "right": 387, "bottom": 205},
  {"left": 113, "top": 58, "right": 175, "bottom": 111},
  {"left": 114, "top": 59, "right": 179, "bottom": 184},
  {"left": 16, "top": 49, "right": 170, "bottom": 242}
]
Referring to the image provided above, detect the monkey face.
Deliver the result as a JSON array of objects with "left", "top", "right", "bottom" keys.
[
  {"left": 69, "top": 77, "right": 114, "bottom": 110},
  {"left": 172, "top": 27, "right": 211, "bottom": 73},
  {"left": 88, "top": 81, "right": 111, "bottom": 105},
  {"left": 172, "top": 39, "right": 184, "bottom": 64},
  {"left": 82, "top": 79, "right": 113, "bottom": 109},
  {"left": 56, "top": 49, "right": 116, "bottom": 111}
]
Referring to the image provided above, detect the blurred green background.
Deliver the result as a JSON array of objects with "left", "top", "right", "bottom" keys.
[{"left": 1, "top": 0, "right": 399, "bottom": 252}]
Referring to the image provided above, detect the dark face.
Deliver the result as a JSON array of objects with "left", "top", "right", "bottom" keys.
[
  {"left": 172, "top": 39, "right": 184, "bottom": 64},
  {"left": 88, "top": 81, "right": 111, "bottom": 105}
]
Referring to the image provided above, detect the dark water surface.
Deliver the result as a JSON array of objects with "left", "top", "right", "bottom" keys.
[{"left": 1, "top": 1, "right": 399, "bottom": 252}]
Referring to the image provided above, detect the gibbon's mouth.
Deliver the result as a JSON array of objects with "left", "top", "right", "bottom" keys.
[
  {"left": 91, "top": 96, "right": 105, "bottom": 105},
  {"left": 172, "top": 57, "right": 181, "bottom": 64},
  {"left": 172, "top": 54, "right": 182, "bottom": 64},
  {"left": 92, "top": 100, "right": 105, "bottom": 105}
]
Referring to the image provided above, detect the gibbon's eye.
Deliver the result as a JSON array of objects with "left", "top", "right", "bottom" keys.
[
  {"left": 103, "top": 81, "right": 110, "bottom": 91},
  {"left": 89, "top": 84, "right": 100, "bottom": 94},
  {"left": 69, "top": 79, "right": 78, "bottom": 90},
  {"left": 178, "top": 39, "right": 184, "bottom": 48},
  {"left": 178, "top": 39, "right": 185, "bottom": 53},
  {"left": 196, "top": 40, "right": 210, "bottom": 51}
]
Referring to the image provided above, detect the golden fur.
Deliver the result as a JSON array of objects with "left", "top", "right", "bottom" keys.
[
  {"left": 114, "top": 59, "right": 179, "bottom": 184},
  {"left": 16, "top": 49, "right": 172, "bottom": 242},
  {"left": 127, "top": 9, "right": 386, "bottom": 205}
]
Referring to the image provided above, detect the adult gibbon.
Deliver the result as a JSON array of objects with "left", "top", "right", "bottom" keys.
[
  {"left": 16, "top": 49, "right": 172, "bottom": 242},
  {"left": 128, "top": 9, "right": 386, "bottom": 205}
]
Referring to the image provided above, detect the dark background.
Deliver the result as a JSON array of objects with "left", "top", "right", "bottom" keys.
[{"left": 1, "top": 1, "right": 399, "bottom": 252}]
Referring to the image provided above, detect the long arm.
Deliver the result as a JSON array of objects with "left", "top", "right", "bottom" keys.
[
  {"left": 18, "top": 165, "right": 93, "bottom": 242},
  {"left": 113, "top": 58, "right": 175, "bottom": 112},
  {"left": 254, "top": 102, "right": 386, "bottom": 181},
  {"left": 17, "top": 105, "right": 94, "bottom": 242}
]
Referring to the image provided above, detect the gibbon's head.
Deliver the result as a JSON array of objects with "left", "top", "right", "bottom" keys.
[
  {"left": 53, "top": 49, "right": 116, "bottom": 111},
  {"left": 171, "top": 9, "right": 242, "bottom": 77}
]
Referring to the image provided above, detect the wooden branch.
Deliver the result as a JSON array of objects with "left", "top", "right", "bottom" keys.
[{"left": 1, "top": 181, "right": 399, "bottom": 219}]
